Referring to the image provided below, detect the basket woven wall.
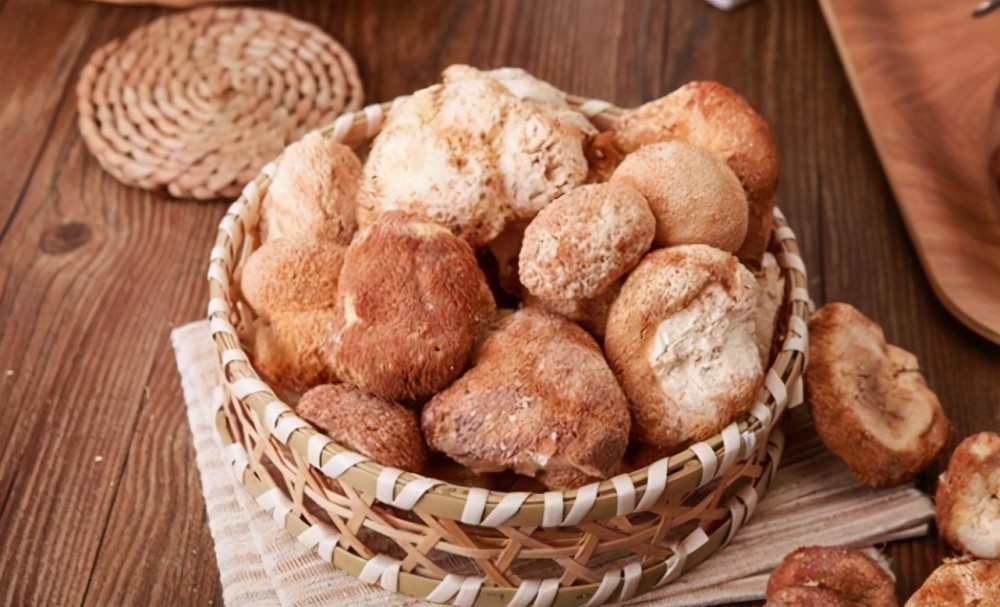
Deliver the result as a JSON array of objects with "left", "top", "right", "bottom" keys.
[{"left": 206, "top": 95, "right": 811, "bottom": 607}]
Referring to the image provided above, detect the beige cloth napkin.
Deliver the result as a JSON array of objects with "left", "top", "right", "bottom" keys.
[{"left": 172, "top": 320, "right": 934, "bottom": 607}]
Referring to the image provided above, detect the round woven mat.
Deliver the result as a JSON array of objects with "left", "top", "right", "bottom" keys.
[{"left": 77, "top": 7, "right": 364, "bottom": 200}]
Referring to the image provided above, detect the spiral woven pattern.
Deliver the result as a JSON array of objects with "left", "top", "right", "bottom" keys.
[{"left": 77, "top": 7, "right": 364, "bottom": 200}]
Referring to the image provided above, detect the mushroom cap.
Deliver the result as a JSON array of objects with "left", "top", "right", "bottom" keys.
[
  {"left": 422, "top": 306, "right": 630, "bottom": 490},
  {"left": 611, "top": 141, "right": 749, "bottom": 252},
  {"left": 519, "top": 182, "right": 654, "bottom": 301},
  {"left": 766, "top": 547, "right": 897, "bottom": 607},
  {"left": 359, "top": 69, "right": 587, "bottom": 247},
  {"left": 241, "top": 238, "right": 346, "bottom": 317},
  {"left": 805, "top": 303, "right": 953, "bottom": 487},
  {"left": 905, "top": 558, "right": 1000, "bottom": 607},
  {"left": 295, "top": 384, "right": 427, "bottom": 473},
  {"left": 260, "top": 132, "right": 362, "bottom": 245},
  {"left": 613, "top": 81, "right": 779, "bottom": 267},
  {"left": 604, "top": 244, "right": 762, "bottom": 451},
  {"left": 328, "top": 211, "right": 496, "bottom": 400},
  {"left": 522, "top": 280, "right": 622, "bottom": 341},
  {"left": 445, "top": 65, "right": 598, "bottom": 138},
  {"left": 249, "top": 309, "right": 338, "bottom": 394},
  {"left": 936, "top": 432, "right": 1000, "bottom": 558}
]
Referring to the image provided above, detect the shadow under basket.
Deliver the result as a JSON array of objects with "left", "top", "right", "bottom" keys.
[{"left": 206, "top": 94, "right": 812, "bottom": 607}]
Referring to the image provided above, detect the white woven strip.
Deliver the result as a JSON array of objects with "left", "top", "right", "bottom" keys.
[
  {"left": 381, "top": 476, "right": 441, "bottom": 510},
  {"left": 681, "top": 528, "right": 710, "bottom": 556},
  {"left": 363, "top": 104, "right": 383, "bottom": 138},
  {"left": 776, "top": 251, "right": 808, "bottom": 278},
  {"left": 742, "top": 429, "right": 758, "bottom": 458},
  {"left": 764, "top": 369, "right": 788, "bottom": 409},
  {"left": 583, "top": 569, "right": 621, "bottom": 607},
  {"left": 768, "top": 428, "right": 786, "bottom": 463},
  {"left": 218, "top": 214, "right": 237, "bottom": 239},
  {"left": 424, "top": 574, "right": 464, "bottom": 604},
  {"left": 576, "top": 99, "right": 614, "bottom": 117},
  {"left": 736, "top": 483, "right": 760, "bottom": 520},
  {"left": 561, "top": 482, "right": 599, "bottom": 526},
  {"left": 225, "top": 442, "right": 249, "bottom": 478},
  {"left": 230, "top": 377, "right": 271, "bottom": 399},
  {"left": 207, "top": 264, "right": 229, "bottom": 292},
  {"left": 750, "top": 401, "right": 772, "bottom": 429},
  {"left": 783, "top": 315, "right": 809, "bottom": 354},
  {"left": 790, "top": 286, "right": 812, "bottom": 305},
  {"left": 507, "top": 580, "right": 541, "bottom": 607},
  {"left": 273, "top": 413, "right": 311, "bottom": 443},
  {"left": 319, "top": 450, "right": 367, "bottom": 479},
  {"left": 655, "top": 544, "right": 687, "bottom": 587},
  {"left": 789, "top": 376, "right": 805, "bottom": 409},
  {"left": 533, "top": 578, "right": 559, "bottom": 607},
  {"left": 773, "top": 225, "right": 796, "bottom": 241},
  {"left": 480, "top": 492, "right": 531, "bottom": 527},
  {"left": 773, "top": 206, "right": 787, "bottom": 221},
  {"left": 460, "top": 488, "right": 489, "bottom": 525},
  {"left": 264, "top": 401, "right": 287, "bottom": 430},
  {"left": 220, "top": 347, "right": 249, "bottom": 367},
  {"left": 261, "top": 161, "right": 278, "bottom": 178},
  {"left": 306, "top": 433, "right": 333, "bottom": 467},
  {"left": 257, "top": 487, "right": 293, "bottom": 526},
  {"left": 375, "top": 467, "right": 405, "bottom": 504},
  {"left": 209, "top": 314, "right": 237, "bottom": 339},
  {"left": 611, "top": 474, "right": 636, "bottom": 516},
  {"left": 726, "top": 496, "right": 747, "bottom": 545},
  {"left": 209, "top": 245, "right": 227, "bottom": 262},
  {"left": 454, "top": 576, "right": 484, "bottom": 607},
  {"left": 358, "top": 554, "right": 401, "bottom": 593},
  {"left": 330, "top": 112, "right": 354, "bottom": 142},
  {"left": 542, "top": 491, "right": 563, "bottom": 528},
  {"left": 635, "top": 457, "right": 669, "bottom": 512},
  {"left": 317, "top": 532, "right": 340, "bottom": 562},
  {"left": 241, "top": 178, "right": 259, "bottom": 204},
  {"left": 719, "top": 422, "right": 743, "bottom": 473},
  {"left": 617, "top": 561, "right": 642, "bottom": 603},
  {"left": 206, "top": 297, "right": 228, "bottom": 316},
  {"left": 690, "top": 442, "right": 718, "bottom": 488},
  {"left": 296, "top": 521, "right": 336, "bottom": 550}
]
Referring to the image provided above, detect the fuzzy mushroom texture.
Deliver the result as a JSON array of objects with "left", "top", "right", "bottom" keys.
[
  {"left": 613, "top": 81, "right": 779, "bottom": 267},
  {"left": 604, "top": 244, "right": 762, "bottom": 452},
  {"left": 936, "top": 432, "right": 1000, "bottom": 559},
  {"left": 522, "top": 280, "right": 622, "bottom": 341},
  {"left": 754, "top": 252, "right": 786, "bottom": 366},
  {"left": 421, "top": 307, "right": 631, "bottom": 490},
  {"left": 904, "top": 558, "right": 1000, "bottom": 607},
  {"left": 326, "top": 211, "right": 496, "bottom": 400},
  {"left": 766, "top": 546, "right": 897, "bottom": 607},
  {"left": 519, "top": 182, "right": 655, "bottom": 301},
  {"left": 259, "top": 132, "right": 363, "bottom": 245},
  {"left": 610, "top": 141, "right": 749, "bottom": 253},
  {"left": 248, "top": 309, "right": 338, "bottom": 394},
  {"left": 295, "top": 384, "right": 427, "bottom": 473},
  {"left": 444, "top": 65, "right": 598, "bottom": 138},
  {"left": 805, "top": 303, "right": 953, "bottom": 488},
  {"left": 240, "top": 238, "right": 346, "bottom": 318},
  {"left": 359, "top": 68, "right": 588, "bottom": 247}
]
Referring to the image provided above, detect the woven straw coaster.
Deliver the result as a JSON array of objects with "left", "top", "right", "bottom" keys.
[
  {"left": 76, "top": 7, "right": 363, "bottom": 200},
  {"left": 171, "top": 320, "right": 935, "bottom": 606}
]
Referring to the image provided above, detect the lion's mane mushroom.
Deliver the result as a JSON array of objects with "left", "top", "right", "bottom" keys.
[
  {"left": 905, "top": 558, "right": 1000, "bottom": 607},
  {"left": 422, "top": 307, "right": 630, "bottom": 490},
  {"left": 936, "top": 432, "right": 1000, "bottom": 559},
  {"left": 766, "top": 546, "right": 897, "bottom": 607},
  {"left": 326, "top": 211, "right": 496, "bottom": 400},
  {"left": 805, "top": 303, "right": 953, "bottom": 488},
  {"left": 604, "top": 244, "right": 762, "bottom": 452}
]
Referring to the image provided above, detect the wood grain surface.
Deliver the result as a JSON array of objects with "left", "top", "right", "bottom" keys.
[
  {"left": 819, "top": 0, "right": 1000, "bottom": 344},
  {"left": 0, "top": 1, "right": 997, "bottom": 605}
]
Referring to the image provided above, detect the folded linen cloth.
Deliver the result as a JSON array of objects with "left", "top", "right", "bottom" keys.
[{"left": 172, "top": 320, "right": 933, "bottom": 606}]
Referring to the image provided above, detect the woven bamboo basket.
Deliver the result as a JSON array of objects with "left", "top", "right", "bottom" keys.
[{"left": 206, "top": 94, "right": 811, "bottom": 606}]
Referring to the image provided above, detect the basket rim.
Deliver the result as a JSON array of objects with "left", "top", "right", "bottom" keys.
[{"left": 206, "top": 93, "right": 811, "bottom": 529}]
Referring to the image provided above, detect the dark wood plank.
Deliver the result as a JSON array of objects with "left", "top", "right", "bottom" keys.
[{"left": 0, "top": 0, "right": 101, "bottom": 238}]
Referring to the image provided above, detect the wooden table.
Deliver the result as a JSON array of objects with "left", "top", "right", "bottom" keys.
[{"left": 0, "top": 1, "right": 997, "bottom": 605}]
